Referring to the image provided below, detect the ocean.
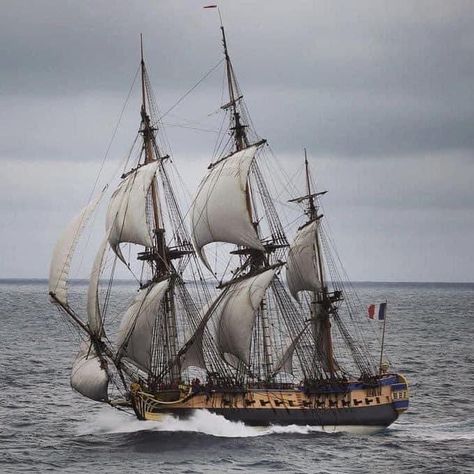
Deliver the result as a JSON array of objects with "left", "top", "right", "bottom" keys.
[{"left": 1, "top": 280, "right": 473, "bottom": 473}]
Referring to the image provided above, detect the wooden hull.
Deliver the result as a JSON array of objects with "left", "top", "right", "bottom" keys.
[{"left": 130, "top": 374, "right": 409, "bottom": 431}]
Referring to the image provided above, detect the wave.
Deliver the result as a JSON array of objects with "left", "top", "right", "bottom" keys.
[{"left": 77, "top": 407, "right": 328, "bottom": 438}]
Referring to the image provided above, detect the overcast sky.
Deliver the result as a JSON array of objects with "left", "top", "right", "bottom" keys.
[{"left": 1, "top": 0, "right": 473, "bottom": 282}]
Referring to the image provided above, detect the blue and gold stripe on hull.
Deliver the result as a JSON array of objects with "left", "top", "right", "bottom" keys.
[{"left": 131, "top": 373, "right": 409, "bottom": 430}]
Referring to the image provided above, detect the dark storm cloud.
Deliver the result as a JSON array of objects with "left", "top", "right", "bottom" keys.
[
  {"left": 0, "top": 1, "right": 221, "bottom": 95},
  {"left": 1, "top": 1, "right": 474, "bottom": 159}
]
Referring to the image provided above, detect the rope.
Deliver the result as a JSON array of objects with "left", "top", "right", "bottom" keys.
[{"left": 159, "top": 59, "right": 224, "bottom": 121}]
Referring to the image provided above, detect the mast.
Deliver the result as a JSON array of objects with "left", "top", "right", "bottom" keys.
[
  {"left": 190, "top": 21, "right": 319, "bottom": 385},
  {"left": 139, "top": 35, "right": 168, "bottom": 278},
  {"left": 304, "top": 149, "right": 323, "bottom": 373},
  {"left": 294, "top": 150, "right": 337, "bottom": 378},
  {"left": 50, "top": 35, "right": 234, "bottom": 399},
  {"left": 311, "top": 154, "right": 336, "bottom": 377},
  {"left": 378, "top": 301, "right": 388, "bottom": 375},
  {"left": 138, "top": 36, "right": 178, "bottom": 384},
  {"left": 220, "top": 25, "right": 275, "bottom": 382},
  {"left": 220, "top": 26, "right": 248, "bottom": 152},
  {"left": 260, "top": 300, "right": 274, "bottom": 380}
]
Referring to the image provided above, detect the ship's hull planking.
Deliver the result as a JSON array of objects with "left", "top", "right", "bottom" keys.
[{"left": 130, "top": 374, "right": 409, "bottom": 432}]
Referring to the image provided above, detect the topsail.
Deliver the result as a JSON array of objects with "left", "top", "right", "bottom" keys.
[
  {"left": 106, "top": 161, "right": 159, "bottom": 261},
  {"left": 190, "top": 145, "right": 264, "bottom": 267},
  {"left": 286, "top": 220, "right": 322, "bottom": 300}
]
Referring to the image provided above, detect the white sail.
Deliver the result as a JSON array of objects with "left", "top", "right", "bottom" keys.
[
  {"left": 70, "top": 343, "right": 109, "bottom": 402},
  {"left": 215, "top": 269, "right": 276, "bottom": 366},
  {"left": 116, "top": 279, "right": 170, "bottom": 372},
  {"left": 177, "top": 292, "right": 231, "bottom": 372},
  {"left": 49, "top": 195, "right": 102, "bottom": 306},
  {"left": 86, "top": 238, "right": 108, "bottom": 337},
  {"left": 180, "top": 327, "right": 207, "bottom": 371},
  {"left": 286, "top": 220, "right": 322, "bottom": 300},
  {"left": 190, "top": 145, "right": 264, "bottom": 268},
  {"left": 106, "top": 161, "right": 159, "bottom": 261},
  {"left": 273, "top": 325, "right": 308, "bottom": 375}
]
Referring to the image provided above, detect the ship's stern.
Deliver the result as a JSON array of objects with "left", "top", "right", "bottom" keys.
[{"left": 390, "top": 374, "right": 409, "bottom": 415}]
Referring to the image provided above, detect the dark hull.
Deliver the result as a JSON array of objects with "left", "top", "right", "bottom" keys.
[{"left": 156, "top": 404, "right": 398, "bottom": 427}]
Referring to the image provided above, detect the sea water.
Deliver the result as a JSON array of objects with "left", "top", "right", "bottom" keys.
[{"left": 1, "top": 280, "right": 473, "bottom": 473}]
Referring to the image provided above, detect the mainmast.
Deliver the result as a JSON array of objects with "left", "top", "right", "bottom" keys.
[
  {"left": 207, "top": 24, "right": 280, "bottom": 382},
  {"left": 191, "top": 21, "right": 323, "bottom": 385},
  {"left": 226, "top": 26, "right": 275, "bottom": 382}
]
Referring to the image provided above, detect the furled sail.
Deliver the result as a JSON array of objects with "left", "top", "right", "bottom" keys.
[
  {"left": 215, "top": 269, "right": 276, "bottom": 366},
  {"left": 106, "top": 161, "right": 159, "bottom": 261},
  {"left": 190, "top": 145, "right": 264, "bottom": 268},
  {"left": 116, "top": 279, "right": 169, "bottom": 372},
  {"left": 86, "top": 238, "right": 108, "bottom": 337},
  {"left": 70, "top": 342, "right": 109, "bottom": 402},
  {"left": 286, "top": 220, "right": 322, "bottom": 300},
  {"left": 49, "top": 195, "right": 102, "bottom": 306}
]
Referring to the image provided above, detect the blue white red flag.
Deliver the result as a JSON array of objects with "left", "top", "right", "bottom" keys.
[{"left": 367, "top": 302, "right": 387, "bottom": 320}]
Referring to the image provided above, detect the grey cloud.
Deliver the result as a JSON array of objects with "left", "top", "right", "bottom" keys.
[
  {"left": 1, "top": 1, "right": 474, "bottom": 281},
  {"left": 1, "top": 1, "right": 473, "bottom": 159}
]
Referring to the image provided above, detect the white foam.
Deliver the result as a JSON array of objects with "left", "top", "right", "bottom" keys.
[{"left": 76, "top": 408, "right": 343, "bottom": 438}]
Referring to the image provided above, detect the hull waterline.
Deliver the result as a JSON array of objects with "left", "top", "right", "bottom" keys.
[{"left": 130, "top": 374, "right": 409, "bottom": 432}]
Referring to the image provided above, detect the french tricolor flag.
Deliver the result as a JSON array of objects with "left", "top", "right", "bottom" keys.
[{"left": 367, "top": 302, "right": 387, "bottom": 320}]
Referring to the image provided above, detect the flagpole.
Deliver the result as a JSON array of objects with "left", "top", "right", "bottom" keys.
[{"left": 378, "top": 300, "right": 387, "bottom": 375}]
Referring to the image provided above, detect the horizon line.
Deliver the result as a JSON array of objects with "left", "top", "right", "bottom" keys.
[{"left": 0, "top": 278, "right": 473, "bottom": 285}]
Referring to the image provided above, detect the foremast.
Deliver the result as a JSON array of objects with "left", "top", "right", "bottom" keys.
[
  {"left": 49, "top": 38, "right": 221, "bottom": 402},
  {"left": 111, "top": 39, "right": 243, "bottom": 395},
  {"left": 138, "top": 35, "right": 168, "bottom": 276},
  {"left": 120, "top": 38, "right": 182, "bottom": 387}
]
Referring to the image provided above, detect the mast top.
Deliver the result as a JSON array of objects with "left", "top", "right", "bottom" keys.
[
  {"left": 219, "top": 23, "right": 248, "bottom": 152},
  {"left": 140, "top": 34, "right": 148, "bottom": 121},
  {"left": 220, "top": 25, "right": 231, "bottom": 63},
  {"left": 304, "top": 149, "right": 317, "bottom": 220},
  {"left": 138, "top": 35, "right": 162, "bottom": 163},
  {"left": 204, "top": 7, "right": 262, "bottom": 155},
  {"left": 288, "top": 149, "right": 326, "bottom": 221}
]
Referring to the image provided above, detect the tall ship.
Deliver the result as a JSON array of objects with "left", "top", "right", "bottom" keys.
[{"left": 49, "top": 28, "right": 409, "bottom": 433}]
